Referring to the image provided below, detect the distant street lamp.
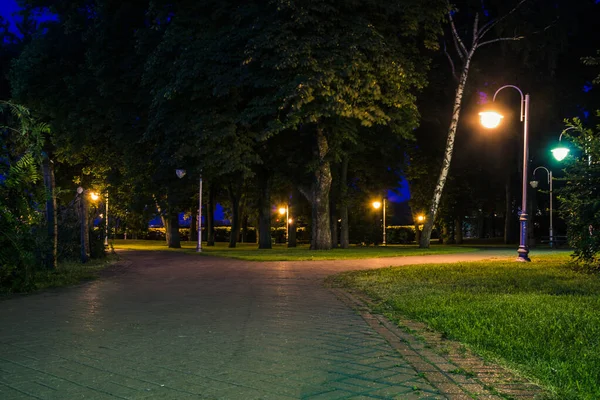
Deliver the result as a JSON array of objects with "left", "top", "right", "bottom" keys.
[
  {"left": 90, "top": 190, "right": 110, "bottom": 247},
  {"left": 530, "top": 166, "right": 553, "bottom": 248},
  {"left": 77, "top": 187, "right": 99, "bottom": 263},
  {"left": 279, "top": 205, "right": 289, "bottom": 244},
  {"left": 176, "top": 169, "right": 203, "bottom": 252},
  {"left": 417, "top": 215, "right": 425, "bottom": 224},
  {"left": 104, "top": 191, "right": 109, "bottom": 247},
  {"left": 479, "top": 85, "right": 531, "bottom": 262},
  {"left": 372, "top": 199, "right": 386, "bottom": 245}
]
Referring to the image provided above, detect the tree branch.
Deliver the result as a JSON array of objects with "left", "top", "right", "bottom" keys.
[
  {"left": 448, "top": 10, "right": 468, "bottom": 61},
  {"left": 472, "top": 12, "right": 479, "bottom": 47},
  {"left": 443, "top": 41, "right": 459, "bottom": 82},
  {"left": 477, "top": 36, "right": 525, "bottom": 48},
  {"left": 478, "top": 0, "right": 529, "bottom": 40}
]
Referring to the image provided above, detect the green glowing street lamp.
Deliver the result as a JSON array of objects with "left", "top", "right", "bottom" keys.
[{"left": 551, "top": 147, "right": 569, "bottom": 161}]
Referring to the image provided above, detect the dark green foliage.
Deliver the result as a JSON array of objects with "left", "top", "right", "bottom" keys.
[
  {"left": 0, "top": 103, "right": 48, "bottom": 290},
  {"left": 557, "top": 118, "right": 600, "bottom": 268}
]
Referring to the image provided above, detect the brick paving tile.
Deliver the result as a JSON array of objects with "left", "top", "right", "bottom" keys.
[{"left": 0, "top": 249, "right": 552, "bottom": 399}]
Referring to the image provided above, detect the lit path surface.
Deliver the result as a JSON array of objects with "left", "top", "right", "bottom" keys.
[{"left": 0, "top": 249, "right": 548, "bottom": 399}]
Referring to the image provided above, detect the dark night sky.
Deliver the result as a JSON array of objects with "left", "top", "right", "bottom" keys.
[
  {"left": 0, "top": 0, "right": 57, "bottom": 33},
  {"left": 0, "top": 0, "right": 20, "bottom": 31}
]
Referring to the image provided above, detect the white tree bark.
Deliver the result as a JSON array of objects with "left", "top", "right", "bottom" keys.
[{"left": 419, "top": 3, "right": 527, "bottom": 248}]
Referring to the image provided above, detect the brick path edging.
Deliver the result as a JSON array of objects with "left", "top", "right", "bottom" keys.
[{"left": 330, "top": 288, "right": 548, "bottom": 400}]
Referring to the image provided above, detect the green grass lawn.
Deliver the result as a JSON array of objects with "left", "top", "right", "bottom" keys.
[
  {"left": 328, "top": 253, "right": 599, "bottom": 400},
  {"left": 1, "top": 255, "right": 118, "bottom": 296},
  {"left": 111, "top": 239, "right": 480, "bottom": 261}
]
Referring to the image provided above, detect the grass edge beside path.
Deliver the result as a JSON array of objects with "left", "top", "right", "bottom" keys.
[
  {"left": 112, "top": 239, "right": 481, "bottom": 261},
  {"left": 327, "top": 252, "right": 600, "bottom": 400},
  {"left": 1, "top": 255, "right": 120, "bottom": 297}
]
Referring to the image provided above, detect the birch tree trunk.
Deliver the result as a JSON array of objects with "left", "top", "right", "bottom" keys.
[
  {"left": 420, "top": 50, "right": 474, "bottom": 248},
  {"left": 419, "top": 5, "right": 526, "bottom": 247}
]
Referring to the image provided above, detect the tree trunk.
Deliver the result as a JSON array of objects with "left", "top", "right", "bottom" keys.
[
  {"left": 455, "top": 217, "right": 463, "bottom": 244},
  {"left": 167, "top": 213, "right": 181, "bottom": 248},
  {"left": 340, "top": 156, "right": 349, "bottom": 248},
  {"left": 330, "top": 206, "right": 338, "bottom": 248},
  {"left": 299, "top": 127, "right": 332, "bottom": 250},
  {"left": 241, "top": 215, "right": 248, "bottom": 243},
  {"left": 477, "top": 211, "right": 485, "bottom": 238},
  {"left": 80, "top": 193, "right": 90, "bottom": 263},
  {"left": 190, "top": 209, "right": 198, "bottom": 242},
  {"left": 238, "top": 195, "right": 247, "bottom": 243},
  {"left": 153, "top": 195, "right": 170, "bottom": 244},
  {"left": 207, "top": 184, "right": 215, "bottom": 246},
  {"left": 42, "top": 157, "right": 57, "bottom": 269},
  {"left": 287, "top": 190, "right": 297, "bottom": 248},
  {"left": 163, "top": 216, "right": 170, "bottom": 244},
  {"left": 228, "top": 185, "right": 241, "bottom": 248},
  {"left": 414, "top": 224, "right": 421, "bottom": 245},
  {"left": 442, "top": 222, "right": 455, "bottom": 244},
  {"left": 420, "top": 50, "right": 475, "bottom": 248},
  {"left": 288, "top": 219, "right": 297, "bottom": 247},
  {"left": 257, "top": 171, "right": 272, "bottom": 249}
]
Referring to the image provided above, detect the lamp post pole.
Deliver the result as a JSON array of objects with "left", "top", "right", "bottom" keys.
[
  {"left": 382, "top": 198, "right": 386, "bottom": 246},
  {"left": 278, "top": 205, "right": 289, "bottom": 244},
  {"left": 104, "top": 191, "right": 109, "bottom": 247},
  {"left": 532, "top": 166, "right": 553, "bottom": 248},
  {"left": 483, "top": 85, "right": 531, "bottom": 261},
  {"left": 176, "top": 168, "right": 202, "bottom": 252},
  {"left": 516, "top": 92, "right": 531, "bottom": 262},
  {"left": 197, "top": 175, "right": 202, "bottom": 252}
]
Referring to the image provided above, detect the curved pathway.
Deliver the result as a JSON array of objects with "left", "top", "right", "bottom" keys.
[{"left": 0, "top": 249, "right": 547, "bottom": 399}]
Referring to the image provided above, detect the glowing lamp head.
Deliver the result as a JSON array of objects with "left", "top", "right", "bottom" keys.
[
  {"left": 552, "top": 147, "right": 569, "bottom": 161},
  {"left": 278, "top": 207, "right": 286, "bottom": 215},
  {"left": 372, "top": 201, "right": 381, "bottom": 209},
  {"left": 530, "top": 180, "right": 539, "bottom": 189},
  {"left": 479, "top": 111, "right": 504, "bottom": 129},
  {"left": 89, "top": 192, "right": 99, "bottom": 201},
  {"left": 417, "top": 215, "right": 425, "bottom": 223},
  {"left": 288, "top": 218, "right": 293, "bottom": 224}
]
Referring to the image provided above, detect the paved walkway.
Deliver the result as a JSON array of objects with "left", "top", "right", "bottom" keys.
[{"left": 0, "top": 250, "right": 546, "bottom": 399}]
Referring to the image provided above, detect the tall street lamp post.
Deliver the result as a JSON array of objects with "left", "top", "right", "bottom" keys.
[
  {"left": 77, "top": 187, "right": 100, "bottom": 263},
  {"left": 176, "top": 169, "right": 202, "bottom": 252},
  {"left": 279, "top": 205, "right": 289, "bottom": 245},
  {"left": 479, "top": 85, "right": 531, "bottom": 262},
  {"left": 104, "top": 191, "right": 109, "bottom": 247},
  {"left": 372, "top": 199, "right": 386, "bottom": 246},
  {"left": 530, "top": 166, "right": 553, "bottom": 248}
]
